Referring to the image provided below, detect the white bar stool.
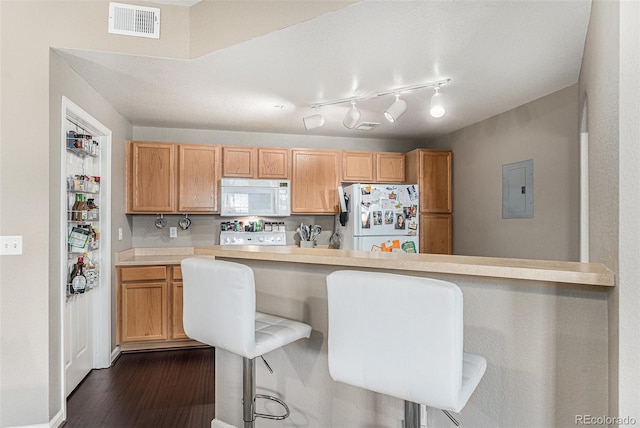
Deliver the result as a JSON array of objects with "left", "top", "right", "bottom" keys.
[
  {"left": 326, "top": 270, "right": 486, "bottom": 427},
  {"left": 181, "top": 258, "right": 312, "bottom": 428}
]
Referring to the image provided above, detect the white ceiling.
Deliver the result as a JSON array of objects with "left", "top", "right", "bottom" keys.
[{"left": 57, "top": 0, "right": 591, "bottom": 141}]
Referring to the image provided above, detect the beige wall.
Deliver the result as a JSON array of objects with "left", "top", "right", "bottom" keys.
[
  {"left": 49, "top": 50, "right": 135, "bottom": 417},
  {"left": 578, "top": 0, "right": 620, "bottom": 420},
  {"left": 0, "top": 2, "right": 190, "bottom": 423},
  {"left": 0, "top": 1, "right": 347, "bottom": 426},
  {"left": 214, "top": 260, "right": 608, "bottom": 428},
  {"left": 580, "top": 0, "right": 640, "bottom": 422},
  {"left": 430, "top": 85, "right": 580, "bottom": 261}
]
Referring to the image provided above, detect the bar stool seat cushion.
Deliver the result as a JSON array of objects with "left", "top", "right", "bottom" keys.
[{"left": 255, "top": 312, "right": 312, "bottom": 357}]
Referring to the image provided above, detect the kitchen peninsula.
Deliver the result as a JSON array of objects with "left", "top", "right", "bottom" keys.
[{"left": 115, "top": 246, "right": 613, "bottom": 427}]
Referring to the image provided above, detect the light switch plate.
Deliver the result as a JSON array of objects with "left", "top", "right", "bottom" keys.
[
  {"left": 169, "top": 227, "right": 177, "bottom": 238},
  {"left": 1, "top": 236, "right": 23, "bottom": 255}
]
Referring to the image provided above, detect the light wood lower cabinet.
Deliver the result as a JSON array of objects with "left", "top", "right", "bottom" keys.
[
  {"left": 171, "top": 266, "right": 187, "bottom": 340},
  {"left": 117, "top": 265, "right": 195, "bottom": 349},
  {"left": 420, "top": 214, "right": 452, "bottom": 254}
]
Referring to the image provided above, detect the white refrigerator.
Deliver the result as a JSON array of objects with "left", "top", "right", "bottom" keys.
[{"left": 342, "top": 183, "right": 419, "bottom": 253}]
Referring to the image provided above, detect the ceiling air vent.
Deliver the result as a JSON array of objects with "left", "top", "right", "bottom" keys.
[
  {"left": 356, "top": 122, "right": 381, "bottom": 131},
  {"left": 108, "top": 2, "right": 160, "bottom": 39}
]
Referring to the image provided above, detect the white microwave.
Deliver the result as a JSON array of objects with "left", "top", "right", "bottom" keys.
[{"left": 220, "top": 178, "right": 291, "bottom": 217}]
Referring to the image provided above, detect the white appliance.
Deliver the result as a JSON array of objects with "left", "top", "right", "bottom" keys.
[
  {"left": 342, "top": 183, "right": 419, "bottom": 253},
  {"left": 220, "top": 231, "right": 286, "bottom": 246},
  {"left": 220, "top": 178, "right": 290, "bottom": 217}
]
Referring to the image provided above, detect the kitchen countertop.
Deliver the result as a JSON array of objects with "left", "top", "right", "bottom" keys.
[
  {"left": 115, "top": 246, "right": 615, "bottom": 288},
  {"left": 115, "top": 247, "right": 195, "bottom": 266}
]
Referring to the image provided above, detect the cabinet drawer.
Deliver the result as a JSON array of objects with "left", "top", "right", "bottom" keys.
[
  {"left": 173, "top": 266, "right": 182, "bottom": 280},
  {"left": 120, "top": 266, "right": 167, "bottom": 282}
]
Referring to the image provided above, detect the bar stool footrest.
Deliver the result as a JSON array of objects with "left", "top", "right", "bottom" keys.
[{"left": 254, "top": 394, "right": 290, "bottom": 421}]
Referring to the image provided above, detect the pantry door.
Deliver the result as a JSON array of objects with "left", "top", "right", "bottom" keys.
[
  {"left": 61, "top": 97, "right": 112, "bottom": 399},
  {"left": 64, "top": 292, "right": 93, "bottom": 395}
]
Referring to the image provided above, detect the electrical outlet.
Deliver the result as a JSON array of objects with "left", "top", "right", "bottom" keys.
[
  {"left": 118, "top": 227, "right": 123, "bottom": 241},
  {"left": 169, "top": 227, "right": 178, "bottom": 238},
  {"left": 1, "top": 236, "right": 23, "bottom": 255}
]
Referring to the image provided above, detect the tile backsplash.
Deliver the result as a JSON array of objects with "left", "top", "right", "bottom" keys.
[{"left": 131, "top": 214, "right": 337, "bottom": 248}]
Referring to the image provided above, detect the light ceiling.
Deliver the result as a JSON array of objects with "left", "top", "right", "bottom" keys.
[{"left": 56, "top": 0, "right": 591, "bottom": 141}]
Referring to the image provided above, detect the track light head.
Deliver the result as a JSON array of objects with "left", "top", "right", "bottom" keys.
[
  {"left": 430, "top": 87, "right": 445, "bottom": 118},
  {"left": 303, "top": 108, "right": 325, "bottom": 130},
  {"left": 343, "top": 101, "right": 361, "bottom": 129},
  {"left": 384, "top": 94, "right": 407, "bottom": 123}
]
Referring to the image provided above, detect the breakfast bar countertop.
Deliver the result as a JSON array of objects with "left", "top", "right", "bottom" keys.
[
  {"left": 196, "top": 245, "right": 615, "bottom": 288},
  {"left": 115, "top": 245, "right": 615, "bottom": 289}
]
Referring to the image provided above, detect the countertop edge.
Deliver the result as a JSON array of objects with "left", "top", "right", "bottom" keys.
[
  {"left": 114, "top": 246, "right": 615, "bottom": 289},
  {"left": 194, "top": 246, "right": 615, "bottom": 288}
]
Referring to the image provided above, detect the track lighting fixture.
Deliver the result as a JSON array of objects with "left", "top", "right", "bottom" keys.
[
  {"left": 343, "top": 101, "right": 361, "bottom": 129},
  {"left": 383, "top": 94, "right": 407, "bottom": 123},
  {"left": 303, "top": 107, "right": 325, "bottom": 130},
  {"left": 430, "top": 86, "right": 445, "bottom": 118},
  {"left": 304, "top": 78, "right": 450, "bottom": 130}
]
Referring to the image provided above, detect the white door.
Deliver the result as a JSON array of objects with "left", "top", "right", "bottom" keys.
[
  {"left": 61, "top": 98, "right": 112, "bottom": 400},
  {"left": 65, "top": 292, "right": 93, "bottom": 395}
]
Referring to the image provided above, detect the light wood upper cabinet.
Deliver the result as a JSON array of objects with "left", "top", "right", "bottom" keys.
[
  {"left": 127, "top": 141, "right": 221, "bottom": 214},
  {"left": 222, "top": 146, "right": 256, "bottom": 178},
  {"left": 342, "top": 151, "right": 374, "bottom": 182},
  {"left": 375, "top": 152, "right": 405, "bottom": 183},
  {"left": 258, "top": 148, "right": 290, "bottom": 179},
  {"left": 178, "top": 144, "right": 221, "bottom": 212},
  {"left": 342, "top": 151, "right": 405, "bottom": 183},
  {"left": 420, "top": 213, "right": 453, "bottom": 254},
  {"left": 127, "top": 141, "right": 176, "bottom": 213},
  {"left": 291, "top": 149, "right": 341, "bottom": 214},
  {"left": 223, "top": 146, "right": 290, "bottom": 179},
  {"left": 406, "top": 149, "right": 452, "bottom": 213}
]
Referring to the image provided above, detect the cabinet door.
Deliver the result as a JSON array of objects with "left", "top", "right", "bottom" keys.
[
  {"left": 171, "top": 266, "right": 187, "bottom": 340},
  {"left": 128, "top": 141, "right": 176, "bottom": 213},
  {"left": 258, "top": 148, "right": 290, "bottom": 179},
  {"left": 420, "top": 151, "right": 452, "bottom": 213},
  {"left": 376, "top": 153, "right": 405, "bottom": 183},
  {"left": 291, "top": 149, "right": 341, "bottom": 214},
  {"left": 342, "top": 151, "right": 374, "bottom": 182},
  {"left": 420, "top": 213, "right": 452, "bottom": 254},
  {"left": 222, "top": 146, "right": 257, "bottom": 177},
  {"left": 179, "top": 144, "right": 221, "bottom": 212},
  {"left": 121, "top": 281, "right": 168, "bottom": 343}
]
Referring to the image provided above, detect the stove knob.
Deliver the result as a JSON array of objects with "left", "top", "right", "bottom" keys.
[
  {"left": 258, "top": 236, "right": 265, "bottom": 242},
  {"left": 224, "top": 237, "right": 231, "bottom": 244},
  {"left": 269, "top": 236, "right": 275, "bottom": 242}
]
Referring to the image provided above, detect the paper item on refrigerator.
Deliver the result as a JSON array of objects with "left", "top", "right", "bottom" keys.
[
  {"left": 381, "top": 239, "right": 401, "bottom": 252},
  {"left": 382, "top": 199, "right": 395, "bottom": 210},
  {"left": 402, "top": 241, "right": 417, "bottom": 253}
]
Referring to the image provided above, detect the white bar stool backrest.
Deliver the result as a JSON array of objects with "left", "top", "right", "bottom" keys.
[
  {"left": 182, "top": 257, "right": 257, "bottom": 358},
  {"left": 327, "top": 270, "right": 464, "bottom": 411}
]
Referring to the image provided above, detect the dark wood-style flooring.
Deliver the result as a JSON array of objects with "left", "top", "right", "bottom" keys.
[{"left": 64, "top": 348, "right": 215, "bottom": 428}]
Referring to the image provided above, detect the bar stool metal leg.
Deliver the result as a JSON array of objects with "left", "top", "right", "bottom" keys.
[
  {"left": 243, "top": 357, "right": 256, "bottom": 428},
  {"left": 405, "top": 401, "right": 420, "bottom": 428}
]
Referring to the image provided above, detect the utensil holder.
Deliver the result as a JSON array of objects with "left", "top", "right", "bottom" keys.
[{"left": 300, "top": 240, "right": 316, "bottom": 248}]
